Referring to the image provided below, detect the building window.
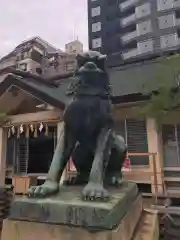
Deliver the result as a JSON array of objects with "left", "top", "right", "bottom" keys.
[
  {"left": 157, "top": 0, "right": 173, "bottom": 11},
  {"left": 135, "top": 3, "right": 151, "bottom": 19},
  {"left": 30, "top": 49, "right": 43, "bottom": 63},
  {"left": 91, "top": 6, "right": 101, "bottom": 17},
  {"left": 92, "top": 22, "right": 101, "bottom": 32},
  {"left": 18, "top": 63, "right": 27, "bottom": 71},
  {"left": 160, "top": 33, "right": 178, "bottom": 49},
  {"left": 114, "top": 119, "right": 149, "bottom": 165},
  {"left": 92, "top": 37, "right": 102, "bottom": 48},
  {"left": 23, "top": 51, "right": 29, "bottom": 59},
  {"left": 158, "top": 14, "right": 175, "bottom": 29},
  {"left": 64, "top": 62, "right": 75, "bottom": 72}
]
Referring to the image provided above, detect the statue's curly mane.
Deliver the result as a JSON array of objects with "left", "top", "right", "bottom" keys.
[{"left": 66, "top": 51, "right": 111, "bottom": 97}]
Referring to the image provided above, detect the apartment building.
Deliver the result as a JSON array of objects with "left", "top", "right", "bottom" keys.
[
  {"left": 0, "top": 38, "right": 83, "bottom": 79},
  {"left": 44, "top": 40, "right": 83, "bottom": 77},
  {"left": 88, "top": 0, "right": 180, "bottom": 66},
  {"left": 0, "top": 37, "right": 58, "bottom": 75}
]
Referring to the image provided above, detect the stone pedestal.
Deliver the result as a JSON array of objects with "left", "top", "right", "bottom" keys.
[{"left": 1, "top": 182, "right": 144, "bottom": 240}]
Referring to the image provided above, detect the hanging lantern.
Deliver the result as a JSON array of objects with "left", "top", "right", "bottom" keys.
[
  {"left": 20, "top": 124, "right": 24, "bottom": 134},
  {"left": 30, "top": 124, "right": 34, "bottom": 132},
  {"left": 39, "top": 122, "right": 44, "bottom": 132},
  {"left": 11, "top": 126, "right": 15, "bottom": 135},
  {"left": 8, "top": 129, "right": 11, "bottom": 138}
]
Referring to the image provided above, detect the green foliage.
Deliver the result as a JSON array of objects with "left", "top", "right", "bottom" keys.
[
  {"left": 0, "top": 113, "right": 8, "bottom": 125},
  {"left": 138, "top": 54, "right": 180, "bottom": 123}
]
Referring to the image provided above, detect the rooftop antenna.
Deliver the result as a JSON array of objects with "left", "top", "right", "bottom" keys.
[{"left": 73, "top": 24, "right": 76, "bottom": 41}]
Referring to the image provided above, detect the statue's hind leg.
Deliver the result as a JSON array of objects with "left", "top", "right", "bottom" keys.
[
  {"left": 82, "top": 128, "right": 112, "bottom": 201},
  {"left": 105, "top": 133, "right": 127, "bottom": 186},
  {"left": 28, "top": 123, "right": 76, "bottom": 198}
]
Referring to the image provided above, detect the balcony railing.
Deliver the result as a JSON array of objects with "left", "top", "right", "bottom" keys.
[
  {"left": 121, "top": 13, "right": 136, "bottom": 27},
  {"left": 121, "top": 30, "right": 137, "bottom": 43}
]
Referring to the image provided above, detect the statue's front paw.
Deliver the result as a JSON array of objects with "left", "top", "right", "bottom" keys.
[
  {"left": 82, "top": 183, "right": 109, "bottom": 201},
  {"left": 28, "top": 181, "right": 59, "bottom": 198}
]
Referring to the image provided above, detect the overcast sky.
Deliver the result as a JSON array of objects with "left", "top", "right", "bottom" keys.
[{"left": 0, "top": 0, "right": 88, "bottom": 57}]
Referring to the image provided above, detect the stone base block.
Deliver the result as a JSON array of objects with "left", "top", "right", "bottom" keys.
[
  {"left": 1, "top": 195, "right": 142, "bottom": 240},
  {"left": 8, "top": 181, "right": 139, "bottom": 230}
]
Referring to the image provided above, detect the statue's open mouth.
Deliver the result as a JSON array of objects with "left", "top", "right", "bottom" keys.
[{"left": 78, "top": 61, "right": 103, "bottom": 74}]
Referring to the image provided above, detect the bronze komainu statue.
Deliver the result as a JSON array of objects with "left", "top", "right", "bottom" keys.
[{"left": 29, "top": 51, "right": 127, "bottom": 201}]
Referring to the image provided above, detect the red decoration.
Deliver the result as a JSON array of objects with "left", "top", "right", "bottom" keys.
[
  {"left": 68, "top": 157, "right": 76, "bottom": 172},
  {"left": 123, "top": 157, "right": 131, "bottom": 169}
]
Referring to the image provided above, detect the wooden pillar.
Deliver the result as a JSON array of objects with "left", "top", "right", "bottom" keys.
[
  {"left": 57, "top": 122, "right": 67, "bottom": 185},
  {"left": 0, "top": 128, "right": 7, "bottom": 186},
  {"left": 146, "top": 118, "right": 164, "bottom": 195}
]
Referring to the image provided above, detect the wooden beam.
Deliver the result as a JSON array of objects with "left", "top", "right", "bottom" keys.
[
  {"left": 164, "top": 167, "right": 180, "bottom": 171},
  {"left": 0, "top": 128, "right": 7, "bottom": 186},
  {"left": 4, "top": 110, "right": 62, "bottom": 126},
  {"left": 114, "top": 101, "right": 147, "bottom": 109},
  {"left": 128, "top": 152, "right": 157, "bottom": 157}
]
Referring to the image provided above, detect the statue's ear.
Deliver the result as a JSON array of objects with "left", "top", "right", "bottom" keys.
[
  {"left": 76, "top": 53, "right": 84, "bottom": 61},
  {"left": 97, "top": 54, "right": 107, "bottom": 70}
]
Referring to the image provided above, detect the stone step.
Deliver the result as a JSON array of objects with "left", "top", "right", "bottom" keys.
[{"left": 133, "top": 209, "right": 159, "bottom": 240}]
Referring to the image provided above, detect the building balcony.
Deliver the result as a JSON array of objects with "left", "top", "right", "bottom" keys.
[
  {"left": 122, "top": 38, "right": 154, "bottom": 60},
  {"left": 121, "top": 13, "right": 136, "bottom": 27},
  {"left": 121, "top": 31, "right": 137, "bottom": 43},
  {"left": 121, "top": 2, "right": 151, "bottom": 27},
  {"left": 122, "top": 48, "right": 138, "bottom": 60},
  {"left": 122, "top": 36, "right": 180, "bottom": 60},
  {"left": 121, "top": 20, "right": 152, "bottom": 44},
  {"left": 119, "top": 0, "right": 138, "bottom": 12}
]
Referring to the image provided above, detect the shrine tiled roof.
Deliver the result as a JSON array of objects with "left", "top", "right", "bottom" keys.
[{"left": 0, "top": 56, "right": 179, "bottom": 109}]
